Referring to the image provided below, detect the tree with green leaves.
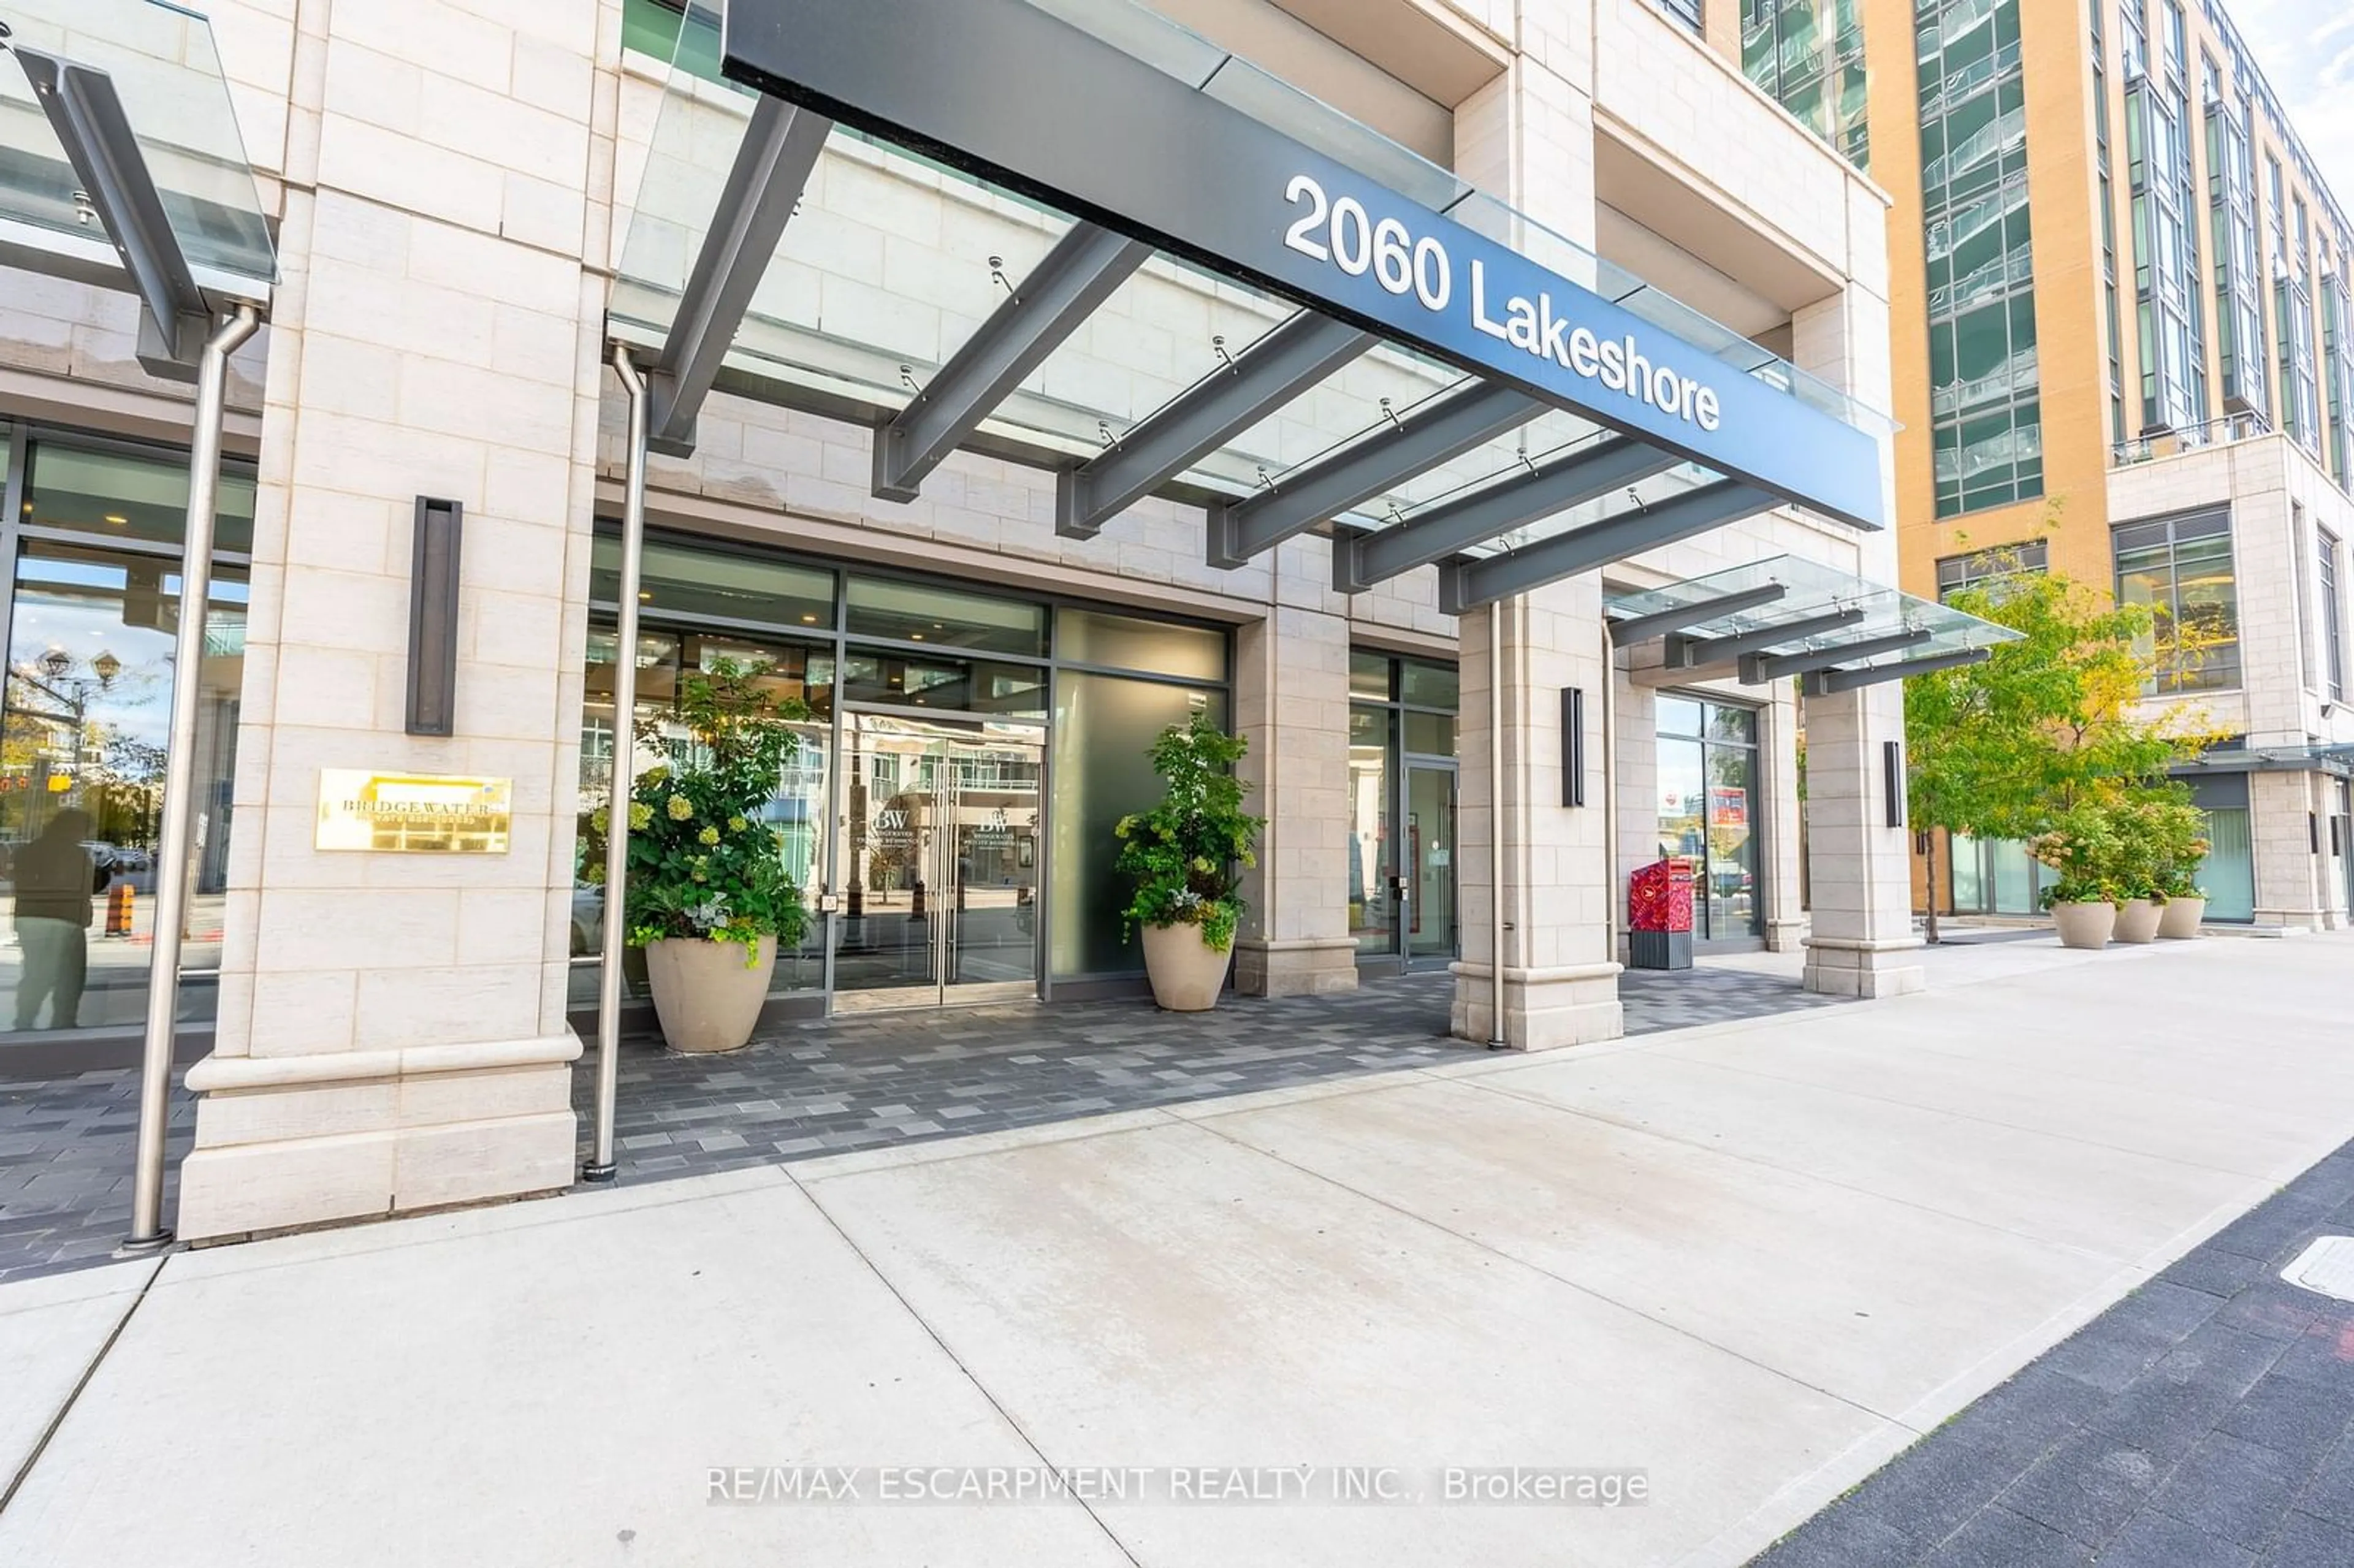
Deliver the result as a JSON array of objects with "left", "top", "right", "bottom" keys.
[{"left": 1905, "top": 544, "right": 2225, "bottom": 939}]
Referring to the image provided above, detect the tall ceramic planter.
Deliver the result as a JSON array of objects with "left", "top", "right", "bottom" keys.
[
  {"left": 1141, "top": 923, "right": 1232, "bottom": 1011},
  {"left": 2050, "top": 900, "right": 2116, "bottom": 950},
  {"left": 644, "top": 935, "right": 777, "bottom": 1053},
  {"left": 2113, "top": 897, "right": 2163, "bottom": 944},
  {"left": 2157, "top": 896, "right": 2206, "bottom": 938}
]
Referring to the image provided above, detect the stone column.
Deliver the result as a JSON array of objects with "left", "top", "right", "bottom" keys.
[
  {"left": 2250, "top": 770, "right": 2327, "bottom": 930},
  {"left": 175, "top": 1, "right": 608, "bottom": 1239},
  {"left": 1452, "top": 585, "right": 1623, "bottom": 1048},
  {"left": 1800, "top": 681, "right": 1924, "bottom": 997},
  {"left": 1232, "top": 546, "right": 1357, "bottom": 995}
]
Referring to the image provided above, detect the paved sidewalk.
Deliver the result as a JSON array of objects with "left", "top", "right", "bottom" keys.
[
  {"left": 1755, "top": 1140, "right": 2354, "bottom": 1567},
  {"left": 4, "top": 933, "right": 2350, "bottom": 1566}
]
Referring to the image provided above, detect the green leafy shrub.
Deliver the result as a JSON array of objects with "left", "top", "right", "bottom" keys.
[
  {"left": 1113, "top": 711, "right": 1264, "bottom": 954},
  {"left": 577, "top": 659, "right": 809, "bottom": 965},
  {"left": 2027, "top": 802, "right": 2122, "bottom": 908}
]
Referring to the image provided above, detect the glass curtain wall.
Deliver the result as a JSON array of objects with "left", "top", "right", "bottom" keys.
[
  {"left": 0, "top": 424, "right": 252, "bottom": 1040},
  {"left": 578, "top": 533, "right": 1230, "bottom": 1005},
  {"left": 2188, "top": 774, "right": 2255, "bottom": 921},
  {"left": 1347, "top": 652, "right": 1461, "bottom": 967},
  {"left": 2126, "top": 0, "right": 2210, "bottom": 437},
  {"left": 1918, "top": 0, "right": 2041, "bottom": 517},
  {"left": 1654, "top": 696, "right": 1763, "bottom": 942},
  {"left": 1740, "top": 0, "right": 1871, "bottom": 170}
]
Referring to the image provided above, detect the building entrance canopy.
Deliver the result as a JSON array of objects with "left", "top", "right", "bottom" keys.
[
  {"left": 0, "top": 0, "right": 274, "bottom": 376},
  {"left": 612, "top": 0, "right": 1895, "bottom": 611},
  {"left": 1604, "top": 555, "right": 2022, "bottom": 693}
]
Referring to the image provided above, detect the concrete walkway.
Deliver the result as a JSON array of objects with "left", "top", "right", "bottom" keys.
[{"left": 3, "top": 932, "right": 2350, "bottom": 1566}]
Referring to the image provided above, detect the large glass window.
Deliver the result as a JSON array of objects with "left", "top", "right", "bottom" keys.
[
  {"left": 2320, "top": 528, "right": 2346, "bottom": 702},
  {"left": 1655, "top": 696, "right": 1762, "bottom": 942},
  {"left": 1935, "top": 538, "right": 2047, "bottom": 601},
  {"left": 1348, "top": 651, "right": 1460, "bottom": 966},
  {"left": 1740, "top": 0, "right": 1870, "bottom": 170},
  {"left": 0, "top": 430, "right": 249, "bottom": 1038},
  {"left": 845, "top": 576, "right": 1046, "bottom": 657},
  {"left": 2113, "top": 508, "right": 2241, "bottom": 693}
]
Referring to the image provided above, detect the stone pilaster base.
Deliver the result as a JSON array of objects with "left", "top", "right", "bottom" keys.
[
  {"left": 1765, "top": 916, "right": 1808, "bottom": 954},
  {"left": 1449, "top": 961, "right": 1623, "bottom": 1050},
  {"left": 2255, "top": 906, "right": 2336, "bottom": 932},
  {"left": 1802, "top": 937, "right": 1925, "bottom": 999},
  {"left": 175, "top": 1033, "right": 582, "bottom": 1242},
  {"left": 1234, "top": 937, "right": 1360, "bottom": 997}
]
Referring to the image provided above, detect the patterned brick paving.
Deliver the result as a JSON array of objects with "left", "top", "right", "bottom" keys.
[
  {"left": 1754, "top": 1142, "right": 2354, "bottom": 1567},
  {"left": 0, "top": 964, "right": 1837, "bottom": 1286}
]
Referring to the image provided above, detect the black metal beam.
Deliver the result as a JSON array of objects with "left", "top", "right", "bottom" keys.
[
  {"left": 1438, "top": 480, "right": 1778, "bottom": 612},
  {"left": 1205, "top": 381, "right": 1546, "bottom": 567},
  {"left": 649, "top": 96, "right": 833, "bottom": 456},
  {"left": 1337, "top": 437, "right": 1678, "bottom": 592},
  {"left": 1802, "top": 647, "right": 1992, "bottom": 695},
  {"left": 1668, "top": 605, "right": 1865, "bottom": 668},
  {"left": 13, "top": 49, "right": 210, "bottom": 379},
  {"left": 1742, "top": 627, "right": 1933, "bottom": 682},
  {"left": 874, "top": 222, "right": 1149, "bottom": 501},
  {"left": 1607, "top": 582, "right": 1788, "bottom": 645},
  {"left": 1056, "top": 312, "right": 1374, "bottom": 538}
]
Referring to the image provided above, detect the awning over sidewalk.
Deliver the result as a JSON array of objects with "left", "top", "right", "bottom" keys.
[
  {"left": 609, "top": 0, "right": 1897, "bottom": 609},
  {"left": 0, "top": 0, "right": 275, "bottom": 376},
  {"left": 1603, "top": 555, "right": 2021, "bottom": 693}
]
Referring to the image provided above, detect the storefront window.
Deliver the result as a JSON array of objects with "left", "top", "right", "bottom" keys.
[
  {"left": 1349, "top": 705, "right": 1392, "bottom": 954},
  {"left": 0, "top": 508, "right": 245, "bottom": 1033},
  {"left": 592, "top": 536, "right": 834, "bottom": 628},
  {"left": 25, "top": 443, "right": 255, "bottom": 555},
  {"left": 846, "top": 575, "right": 1046, "bottom": 657},
  {"left": 1056, "top": 609, "right": 1225, "bottom": 682},
  {"left": 1655, "top": 696, "right": 1762, "bottom": 942}
]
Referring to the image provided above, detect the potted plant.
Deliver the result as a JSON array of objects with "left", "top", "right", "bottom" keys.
[
  {"left": 579, "top": 660, "right": 809, "bottom": 1052},
  {"left": 1114, "top": 711, "right": 1264, "bottom": 1011},
  {"left": 2028, "top": 805, "right": 2119, "bottom": 950},
  {"left": 2148, "top": 796, "right": 2211, "bottom": 938},
  {"left": 2108, "top": 798, "right": 2166, "bottom": 945}
]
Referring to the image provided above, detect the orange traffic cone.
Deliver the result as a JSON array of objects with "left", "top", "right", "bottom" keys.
[{"left": 105, "top": 880, "right": 134, "bottom": 938}]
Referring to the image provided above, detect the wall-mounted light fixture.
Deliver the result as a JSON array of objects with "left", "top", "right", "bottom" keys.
[
  {"left": 1884, "top": 739, "right": 1905, "bottom": 829},
  {"left": 405, "top": 496, "right": 462, "bottom": 737},
  {"left": 1561, "top": 686, "right": 1586, "bottom": 807}
]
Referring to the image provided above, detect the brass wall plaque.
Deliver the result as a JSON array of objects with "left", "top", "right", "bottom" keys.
[{"left": 316, "top": 770, "right": 513, "bottom": 854}]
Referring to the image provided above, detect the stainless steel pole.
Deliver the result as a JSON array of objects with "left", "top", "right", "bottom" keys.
[
  {"left": 585, "top": 348, "right": 650, "bottom": 1182},
  {"left": 1601, "top": 618, "right": 1620, "bottom": 962},
  {"left": 125, "top": 303, "right": 259, "bottom": 1252},
  {"left": 1487, "top": 596, "right": 1508, "bottom": 1049}
]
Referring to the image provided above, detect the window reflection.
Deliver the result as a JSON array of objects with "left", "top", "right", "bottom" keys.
[{"left": 0, "top": 538, "right": 243, "bottom": 1032}]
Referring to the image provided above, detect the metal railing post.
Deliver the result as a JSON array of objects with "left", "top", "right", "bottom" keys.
[
  {"left": 585, "top": 348, "right": 650, "bottom": 1182},
  {"left": 125, "top": 303, "right": 258, "bottom": 1252}
]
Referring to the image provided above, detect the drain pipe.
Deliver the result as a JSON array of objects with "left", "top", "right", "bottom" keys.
[
  {"left": 1601, "top": 618, "right": 1620, "bottom": 964},
  {"left": 1487, "top": 598, "right": 1508, "bottom": 1049},
  {"left": 585, "top": 347, "right": 650, "bottom": 1184}
]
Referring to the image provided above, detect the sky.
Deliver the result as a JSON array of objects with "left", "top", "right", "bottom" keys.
[{"left": 2229, "top": 0, "right": 2354, "bottom": 221}]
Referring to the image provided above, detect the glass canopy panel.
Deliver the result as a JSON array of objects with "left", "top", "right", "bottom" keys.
[
  {"left": 1603, "top": 554, "right": 2024, "bottom": 665},
  {"left": 0, "top": 0, "right": 275, "bottom": 293},
  {"left": 611, "top": 0, "right": 1893, "bottom": 509}
]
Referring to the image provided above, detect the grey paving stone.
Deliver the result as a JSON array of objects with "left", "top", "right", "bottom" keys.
[
  {"left": 1750, "top": 1506, "right": 1918, "bottom": 1567},
  {"left": 2219, "top": 1372, "right": 2354, "bottom": 1468},
  {"left": 2155, "top": 1431, "right": 2311, "bottom": 1550},
  {"left": 2261, "top": 1509, "right": 2354, "bottom": 1567},
  {"left": 2096, "top": 1509, "right": 2257, "bottom": 1568},
  {"left": 1922, "top": 1504, "right": 2089, "bottom": 1567},
  {"left": 1999, "top": 1428, "right": 2169, "bottom": 1546}
]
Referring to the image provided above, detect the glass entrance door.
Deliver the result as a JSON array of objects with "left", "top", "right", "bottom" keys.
[
  {"left": 1403, "top": 763, "right": 1457, "bottom": 962},
  {"left": 832, "top": 712, "right": 1042, "bottom": 1010}
]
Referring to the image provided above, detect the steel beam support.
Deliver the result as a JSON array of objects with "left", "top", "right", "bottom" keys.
[
  {"left": 1742, "top": 627, "right": 1933, "bottom": 683},
  {"left": 1802, "top": 647, "right": 1992, "bottom": 695},
  {"left": 1607, "top": 582, "right": 1788, "bottom": 645},
  {"left": 1668, "top": 605, "right": 1865, "bottom": 668},
  {"left": 648, "top": 96, "right": 832, "bottom": 456},
  {"left": 13, "top": 49, "right": 211, "bottom": 379},
  {"left": 1439, "top": 481, "right": 1777, "bottom": 614},
  {"left": 587, "top": 349, "right": 652, "bottom": 1184},
  {"left": 1339, "top": 438, "right": 1678, "bottom": 592},
  {"left": 1057, "top": 312, "right": 1374, "bottom": 538},
  {"left": 124, "top": 305, "right": 259, "bottom": 1250},
  {"left": 1205, "top": 381, "right": 1546, "bottom": 567},
  {"left": 874, "top": 222, "right": 1149, "bottom": 501}
]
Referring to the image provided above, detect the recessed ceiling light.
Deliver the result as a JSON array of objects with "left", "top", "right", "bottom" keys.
[
  {"left": 801, "top": 614, "right": 817, "bottom": 624},
  {"left": 638, "top": 591, "right": 653, "bottom": 601},
  {"left": 910, "top": 632, "right": 924, "bottom": 641},
  {"left": 103, "top": 514, "right": 128, "bottom": 525}
]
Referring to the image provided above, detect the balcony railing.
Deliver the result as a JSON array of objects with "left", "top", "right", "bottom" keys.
[
  {"left": 1930, "top": 245, "right": 2034, "bottom": 316},
  {"left": 2109, "top": 410, "right": 2272, "bottom": 465},
  {"left": 1933, "top": 346, "right": 2040, "bottom": 416}
]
